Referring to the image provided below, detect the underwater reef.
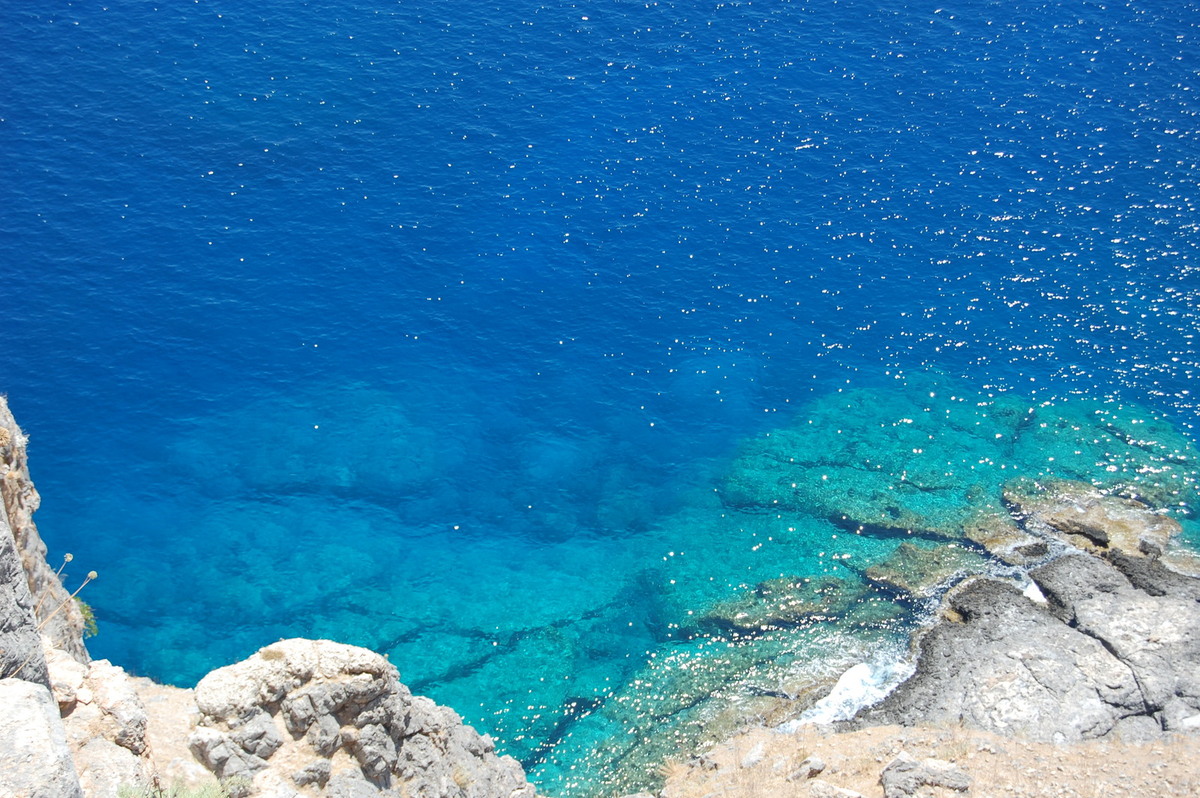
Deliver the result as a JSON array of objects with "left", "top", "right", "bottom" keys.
[{"left": 722, "top": 371, "right": 1199, "bottom": 545}]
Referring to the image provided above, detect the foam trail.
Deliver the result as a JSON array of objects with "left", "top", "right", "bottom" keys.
[{"left": 783, "top": 653, "right": 915, "bottom": 728}]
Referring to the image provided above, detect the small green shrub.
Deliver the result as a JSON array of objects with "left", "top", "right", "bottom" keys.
[
  {"left": 77, "top": 598, "right": 98, "bottom": 638},
  {"left": 117, "top": 777, "right": 250, "bottom": 798}
]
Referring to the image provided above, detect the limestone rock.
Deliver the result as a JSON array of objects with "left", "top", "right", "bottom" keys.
[
  {"left": 44, "top": 643, "right": 88, "bottom": 712},
  {"left": 73, "top": 736, "right": 150, "bottom": 798},
  {"left": 190, "top": 638, "right": 536, "bottom": 798},
  {"left": 879, "top": 751, "right": 969, "bottom": 798},
  {"left": 1031, "top": 553, "right": 1200, "bottom": 717},
  {"left": 852, "top": 545, "right": 1200, "bottom": 746},
  {"left": 1004, "top": 478, "right": 1180, "bottom": 558},
  {"left": 962, "top": 512, "right": 1047, "bottom": 565},
  {"left": 808, "top": 779, "right": 865, "bottom": 798},
  {"left": 0, "top": 677, "right": 84, "bottom": 798},
  {"left": 786, "top": 754, "right": 826, "bottom": 781},
  {"left": 0, "top": 505, "right": 49, "bottom": 688}
]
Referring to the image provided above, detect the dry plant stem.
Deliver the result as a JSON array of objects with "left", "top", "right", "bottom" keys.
[
  {"left": 5, "top": 570, "right": 95, "bottom": 680},
  {"left": 31, "top": 553, "right": 73, "bottom": 619}
]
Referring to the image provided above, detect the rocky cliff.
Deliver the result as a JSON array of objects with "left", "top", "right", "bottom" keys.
[{"left": 0, "top": 399, "right": 89, "bottom": 665}]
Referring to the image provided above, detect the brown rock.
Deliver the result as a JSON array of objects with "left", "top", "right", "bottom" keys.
[{"left": 1004, "top": 478, "right": 1180, "bottom": 558}]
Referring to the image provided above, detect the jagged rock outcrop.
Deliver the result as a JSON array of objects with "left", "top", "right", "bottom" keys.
[
  {"left": 0, "top": 397, "right": 89, "bottom": 664},
  {"left": 1033, "top": 553, "right": 1200, "bottom": 729},
  {"left": 189, "top": 638, "right": 537, "bottom": 798},
  {"left": 1004, "top": 478, "right": 1181, "bottom": 559},
  {"left": 850, "top": 550, "right": 1200, "bottom": 742},
  {"left": 846, "top": 465, "right": 1200, "bottom": 743},
  {"left": 849, "top": 574, "right": 1148, "bottom": 740},
  {"left": 862, "top": 541, "right": 987, "bottom": 597}
]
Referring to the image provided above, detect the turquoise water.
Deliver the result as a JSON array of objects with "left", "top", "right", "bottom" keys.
[{"left": 2, "top": 0, "right": 1200, "bottom": 794}]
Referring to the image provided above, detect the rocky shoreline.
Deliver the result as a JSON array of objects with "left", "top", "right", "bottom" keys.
[{"left": 3, "top": 392, "right": 1200, "bottom": 798}]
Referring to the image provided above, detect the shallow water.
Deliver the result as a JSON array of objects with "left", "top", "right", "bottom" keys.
[{"left": 2, "top": 0, "right": 1199, "bottom": 794}]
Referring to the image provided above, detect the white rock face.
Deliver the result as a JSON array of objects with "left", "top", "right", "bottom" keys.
[
  {"left": 189, "top": 639, "right": 537, "bottom": 798},
  {"left": 0, "top": 677, "right": 84, "bottom": 798}
]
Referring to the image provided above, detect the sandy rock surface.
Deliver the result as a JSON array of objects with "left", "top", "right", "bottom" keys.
[{"left": 659, "top": 723, "right": 1200, "bottom": 798}]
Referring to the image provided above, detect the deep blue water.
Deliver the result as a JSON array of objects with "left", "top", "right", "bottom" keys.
[{"left": 3, "top": 0, "right": 1200, "bottom": 794}]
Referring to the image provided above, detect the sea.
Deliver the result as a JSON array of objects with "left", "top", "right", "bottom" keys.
[{"left": 2, "top": 0, "right": 1199, "bottom": 795}]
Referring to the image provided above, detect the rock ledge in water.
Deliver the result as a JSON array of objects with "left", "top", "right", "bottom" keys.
[{"left": 849, "top": 549, "right": 1200, "bottom": 741}]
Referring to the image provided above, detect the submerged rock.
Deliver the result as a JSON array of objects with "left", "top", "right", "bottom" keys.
[
  {"left": 863, "top": 541, "right": 989, "bottom": 597},
  {"left": 721, "top": 375, "right": 1200, "bottom": 543},
  {"left": 698, "top": 576, "right": 863, "bottom": 635},
  {"left": 961, "top": 511, "right": 1048, "bottom": 565}
]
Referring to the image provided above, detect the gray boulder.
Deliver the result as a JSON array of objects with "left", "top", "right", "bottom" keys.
[
  {"left": 851, "top": 575, "right": 1145, "bottom": 741},
  {"left": 851, "top": 543, "right": 1200, "bottom": 743},
  {"left": 879, "top": 751, "right": 969, "bottom": 798},
  {"left": 808, "top": 780, "right": 865, "bottom": 798}
]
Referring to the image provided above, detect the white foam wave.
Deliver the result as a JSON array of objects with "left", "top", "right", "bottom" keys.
[{"left": 781, "top": 653, "right": 915, "bottom": 729}]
